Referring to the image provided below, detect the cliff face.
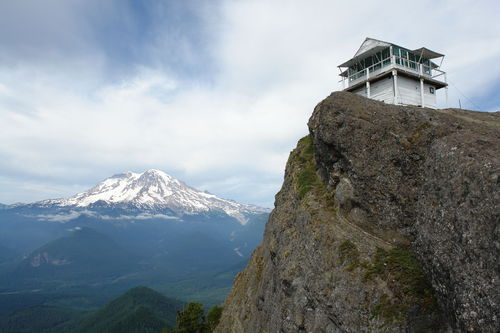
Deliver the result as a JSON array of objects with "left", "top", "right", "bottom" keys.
[{"left": 215, "top": 92, "right": 499, "bottom": 332}]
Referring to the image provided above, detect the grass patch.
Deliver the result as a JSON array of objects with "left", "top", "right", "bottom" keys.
[
  {"left": 371, "top": 294, "right": 406, "bottom": 326},
  {"left": 255, "top": 255, "right": 264, "bottom": 282},
  {"left": 294, "top": 136, "right": 326, "bottom": 199},
  {"left": 365, "top": 247, "right": 438, "bottom": 326},
  {"left": 407, "top": 121, "right": 431, "bottom": 145},
  {"left": 297, "top": 168, "right": 318, "bottom": 198},
  {"left": 338, "top": 240, "right": 360, "bottom": 268}
]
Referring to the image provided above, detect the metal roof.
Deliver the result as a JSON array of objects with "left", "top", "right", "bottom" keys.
[
  {"left": 354, "top": 38, "right": 391, "bottom": 57},
  {"left": 338, "top": 37, "right": 444, "bottom": 68},
  {"left": 338, "top": 45, "right": 388, "bottom": 68},
  {"left": 411, "top": 47, "right": 444, "bottom": 59}
]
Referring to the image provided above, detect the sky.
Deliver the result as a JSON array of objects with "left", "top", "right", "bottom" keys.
[{"left": 0, "top": 0, "right": 499, "bottom": 208}]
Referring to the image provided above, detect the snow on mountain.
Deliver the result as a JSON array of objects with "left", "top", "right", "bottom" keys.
[{"left": 39, "top": 169, "right": 269, "bottom": 224}]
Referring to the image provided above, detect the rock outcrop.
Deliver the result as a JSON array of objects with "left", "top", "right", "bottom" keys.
[{"left": 215, "top": 92, "right": 499, "bottom": 332}]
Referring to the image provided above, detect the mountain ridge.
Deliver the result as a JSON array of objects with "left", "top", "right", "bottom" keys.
[
  {"left": 77, "top": 286, "right": 182, "bottom": 333},
  {"left": 15, "top": 227, "right": 137, "bottom": 280}
]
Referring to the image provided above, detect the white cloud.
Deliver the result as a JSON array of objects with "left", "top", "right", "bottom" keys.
[
  {"left": 0, "top": 0, "right": 499, "bottom": 207},
  {"left": 100, "top": 213, "right": 180, "bottom": 221},
  {"left": 34, "top": 210, "right": 180, "bottom": 223},
  {"left": 36, "top": 210, "right": 89, "bottom": 223}
]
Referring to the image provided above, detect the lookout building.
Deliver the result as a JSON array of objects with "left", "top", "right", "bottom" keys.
[{"left": 338, "top": 38, "right": 448, "bottom": 109}]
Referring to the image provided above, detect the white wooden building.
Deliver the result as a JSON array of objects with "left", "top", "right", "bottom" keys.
[{"left": 338, "top": 38, "right": 448, "bottom": 109}]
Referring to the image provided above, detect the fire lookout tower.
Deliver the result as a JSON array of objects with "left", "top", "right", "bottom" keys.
[{"left": 338, "top": 38, "right": 448, "bottom": 108}]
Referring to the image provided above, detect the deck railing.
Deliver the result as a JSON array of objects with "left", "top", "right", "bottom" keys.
[{"left": 342, "top": 56, "right": 446, "bottom": 88}]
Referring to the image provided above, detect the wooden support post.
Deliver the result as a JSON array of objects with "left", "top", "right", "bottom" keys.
[
  {"left": 392, "top": 70, "right": 398, "bottom": 105},
  {"left": 420, "top": 78, "right": 425, "bottom": 107},
  {"left": 366, "top": 69, "right": 370, "bottom": 98}
]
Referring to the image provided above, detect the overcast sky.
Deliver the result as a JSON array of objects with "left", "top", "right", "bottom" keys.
[{"left": 0, "top": 0, "right": 499, "bottom": 207}]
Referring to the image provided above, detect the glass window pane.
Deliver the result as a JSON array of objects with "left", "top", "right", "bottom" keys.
[{"left": 365, "top": 57, "right": 372, "bottom": 67}]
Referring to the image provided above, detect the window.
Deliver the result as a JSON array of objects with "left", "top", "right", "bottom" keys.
[
  {"left": 382, "top": 48, "right": 390, "bottom": 59},
  {"left": 365, "top": 57, "right": 373, "bottom": 67},
  {"left": 429, "top": 87, "right": 435, "bottom": 94}
]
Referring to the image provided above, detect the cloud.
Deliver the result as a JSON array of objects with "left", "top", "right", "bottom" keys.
[
  {"left": 0, "top": 0, "right": 499, "bottom": 208},
  {"left": 0, "top": 65, "right": 303, "bottom": 207},
  {"left": 35, "top": 210, "right": 92, "bottom": 223},
  {"left": 100, "top": 213, "right": 180, "bottom": 221},
  {"left": 34, "top": 210, "right": 180, "bottom": 223}
]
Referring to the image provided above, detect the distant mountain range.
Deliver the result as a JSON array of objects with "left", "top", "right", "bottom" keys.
[{"left": 0, "top": 169, "right": 270, "bottom": 327}]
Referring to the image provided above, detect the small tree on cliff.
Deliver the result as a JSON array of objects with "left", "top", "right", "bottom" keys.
[
  {"left": 203, "top": 305, "right": 223, "bottom": 333},
  {"left": 174, "top": 302, "right": 204, "bottom": 333}
]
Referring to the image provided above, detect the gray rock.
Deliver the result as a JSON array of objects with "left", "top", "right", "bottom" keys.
[{"left": 215, "top": 92, "right": 499, "bottom": 333}]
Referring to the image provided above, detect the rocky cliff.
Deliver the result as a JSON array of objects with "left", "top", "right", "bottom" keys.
[{"left": 215, "top": 92, "right": 499, "bottom": 332}]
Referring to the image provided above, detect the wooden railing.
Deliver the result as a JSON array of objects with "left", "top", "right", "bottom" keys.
[{"left": 341, "top": 56, "right": 446, "bottom": 88}]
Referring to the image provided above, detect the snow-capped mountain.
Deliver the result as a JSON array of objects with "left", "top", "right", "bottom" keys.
[{"left": 39, "top": 169, "right": 269, "bottom": 224}]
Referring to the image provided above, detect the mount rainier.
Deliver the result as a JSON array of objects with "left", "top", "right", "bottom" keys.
[{"left": 36, "top": 169, "right": 269, "bottom": 224}]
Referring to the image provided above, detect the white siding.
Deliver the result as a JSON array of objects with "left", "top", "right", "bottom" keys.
[
  {"left": 397, "top": 76, "right": 421, "bottom": 106},
  {"left": 423, "top": 83, "right": 437, "bottom": 108},
  {"left": 350, "top": 75, "right": 437, "bottom": 108},
  {"left": 353, "top": 86, "right": 367, "bottom": 97},
  {"left": 370, "top": 77, "right": 394, "bottom": 104}
]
